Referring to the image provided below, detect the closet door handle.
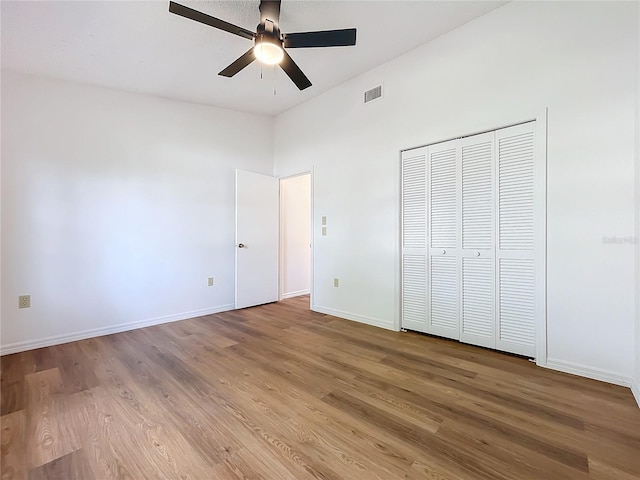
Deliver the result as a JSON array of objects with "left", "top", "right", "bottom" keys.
[
  {"left": 476, "top": 251, "right": 481, "bottom": 257},
  {"left": 442, "top": 249, "right": 446, "bottom": 255}
]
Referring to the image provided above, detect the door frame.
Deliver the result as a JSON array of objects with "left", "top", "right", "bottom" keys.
[{"left": 278, "top": 170, "right": 313, "bottom": 308}]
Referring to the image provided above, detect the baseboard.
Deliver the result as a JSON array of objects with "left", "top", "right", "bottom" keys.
[
  {"left": 0, "top": 304, "right": 234, "bottom": 356},
  {"left": 311, "top": 304, "right": 395, "bottom": 331},
  {"left": 281, "top": 289, "right": 310, "bottom": 299},
  {"left": 545, "top": 358, "right": 632, "bottom": 388},
  {"left": 632, "top": 378, "right": 640, "bottom": 409}
]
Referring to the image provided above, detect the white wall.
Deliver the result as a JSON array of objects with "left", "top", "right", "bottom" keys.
[
  {"left": 274, "top": 1, "right": 639, "bottom": 382},
  {"left": 1, "top": 71, "right": 273, "bottom": 353},
  {"left": 280, "top": 174, "right": 311, "bottom": 299}
]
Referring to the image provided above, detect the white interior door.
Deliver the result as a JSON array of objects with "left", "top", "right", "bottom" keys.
[{"left": 235, "top": 169, "right": 279, "bottom": 309}]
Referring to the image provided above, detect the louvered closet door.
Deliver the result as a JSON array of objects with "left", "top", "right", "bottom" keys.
[
  {"left": 495, "top": 123, "right": 537, "bottom": 357},
  {"left": 401, "top": 148, "right": 428, "bottom": 333},
  {"left": 459, "top": 133, "right": 496, "bottom": 349},
  {"left": 428, "top": 140, "right": 459, "bottom": 339}
]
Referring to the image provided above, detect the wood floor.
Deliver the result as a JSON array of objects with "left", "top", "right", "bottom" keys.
[{"left": 2, "top": 296, "right": 639, "bottom": 480}]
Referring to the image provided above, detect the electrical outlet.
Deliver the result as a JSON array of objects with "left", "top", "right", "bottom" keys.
[
  {"left": 333, "top": 278, "right": 339, "bottom": 288},
  {"left": 19, "top": 295, "right": 31, "bottom": 308},
  {"left": 208, "top": 277, "right": 214, "bottom": 287}
]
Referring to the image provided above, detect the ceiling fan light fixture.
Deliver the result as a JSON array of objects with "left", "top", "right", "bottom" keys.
[
  {"left": 253, "top": 39, "right": 284, "bottom": 65},
  {"left": 168, "top": 1, "right": 356, "bottom": 90}
]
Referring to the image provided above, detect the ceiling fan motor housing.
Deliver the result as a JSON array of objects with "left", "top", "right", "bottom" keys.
[{"left": 254, "top": 23, "right": 284, "bottom": 64}]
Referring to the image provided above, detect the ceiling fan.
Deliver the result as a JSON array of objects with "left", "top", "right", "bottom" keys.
[{"left": 168, "top": 0, "right": 357, "bottom": 90}]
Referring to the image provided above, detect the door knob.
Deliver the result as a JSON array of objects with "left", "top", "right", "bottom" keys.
[
  {"left": 476, "top": 251, "right": 481, "bottom": 257},
  {"left": 442, "top": 249, "right": 446, "bottom": 255},
  {"left": 238, "top": 243, "right": 245, "bottom": 248}
]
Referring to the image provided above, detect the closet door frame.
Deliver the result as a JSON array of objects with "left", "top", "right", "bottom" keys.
[
  {"left": 399, "top": 109, "right": 548, "bottom": 366},
  {"left": 532, "top": 111, "right": 548, "bottom": 367}
]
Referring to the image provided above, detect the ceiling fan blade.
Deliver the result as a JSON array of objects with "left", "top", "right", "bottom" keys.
[
  {"left": 169, "top": 2, "right": 254, "bottom": 40},
  {"left": 219, "top": 48, "right": 257, "bottom": 77},
  {"left": 284, "top": 28, "right": 357, "bottom": 48},
  {"left": 259, "top": 0, "right": 281, "bottom": 26},
  {"left": 280, "top": 51, "right": 312, "bottom": 91}
]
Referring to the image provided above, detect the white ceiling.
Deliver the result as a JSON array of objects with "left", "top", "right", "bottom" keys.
[{"left": 1, "top": 0, "right": 506, "bottom": 116}]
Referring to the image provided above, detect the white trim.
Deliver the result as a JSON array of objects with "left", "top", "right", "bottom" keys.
[
  {"left": 235, "top": 169, "right": 240, "bottom": 307},
  {"left": 394, "top": 149, "right": 401, "bottom": 332},
  {"left": 535, "top": 108, "right": 548, "bottom": 367},
  {"left": 545, "top": 358, "right": 632, "bottom": 387},
  {"left": 401, "top": 117, "right": 539, "bottom": 153},
  {"left": 312, "top": 305, "right": 395, "bottom": 331},
  {"left": 281, "top": 289, "right": 310, "bottom": 299},
  {"left": 0, "top": 304, "right": 234, "bottom": 356},
  {"left": 310, "top": 167, "right": 315, "bottom": 310},
  {"left": 632, "top": 379, "right": 640, "bottom": 409}
]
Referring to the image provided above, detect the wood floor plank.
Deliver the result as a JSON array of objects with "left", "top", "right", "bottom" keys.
[
  {"left": 1, "top": 352, "right": 35, "bottom": 384},
  {"left": 1, "top": 296, "right": 639, "bottom": 479},
  {"left": 588, "top": 457, "right": 640, "bottom": 480},
  {"left": 434, "top": 420, "right": 590, "bottom": 480},
  {"left": 51, "top": 342, "right": 100, "bottom": 395},
  {"left": 28, "top": 449, "right": 94, "bottom": 480},
  {"left": 1, "top": 380, "right": 25, "bottom": 416},
  {"left": 1, "top": 409, "right": 27, "bottom": 480},
  {"left": 24, "top": 368, "right": 81, "bottom": 470},
  {"left": 71, "top": 386, "right": 163, "bottom": 480}
]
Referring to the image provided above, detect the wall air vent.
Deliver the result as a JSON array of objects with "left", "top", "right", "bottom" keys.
[{"left": 364, "top": 85, "right": 383, "bottom": 103}]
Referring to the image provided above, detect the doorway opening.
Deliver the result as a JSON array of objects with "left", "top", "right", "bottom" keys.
[{"left": 279, "top": 173, "right": 312, "bottom": 307}]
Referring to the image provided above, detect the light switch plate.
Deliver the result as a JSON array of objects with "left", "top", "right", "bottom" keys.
[{"left": 322, "top": 227, "right": 327, "bottom": 236}]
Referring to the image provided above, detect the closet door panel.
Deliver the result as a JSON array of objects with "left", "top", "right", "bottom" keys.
[
  {"left": 430, "top": 146, "right": 458, "bottom": 249},
  {"left": 402, "top": 151, "right": 427, "bottom": 250},
  {"left": 495, "top": 123, "right": 537, "bottom": 357},
  {"left": 428, "top": 141, "right": 459, "bottom": 339},
  {"left": 461, "top": 257, "right": 494, "bottom": 347},
  {"left": 461, "top": 138, "right": 494, "bottom": 251},
  {"left": 498, "top": 258, "right": 536, "bottom": 355},
  {"left": 401, "top": 148, "right": 428, "bottom": 332},
  {"left": 429, "top": 255, "right": 459, "bottom": 336},
  {"left": 498, "top": 130, "right": 535, "bottom": 252},
  {"left": 459, "top": 133, "right": 495, "bottom": 347},
  {"left": 402, "top": 254, "right": 427, "bottom": 332}
]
